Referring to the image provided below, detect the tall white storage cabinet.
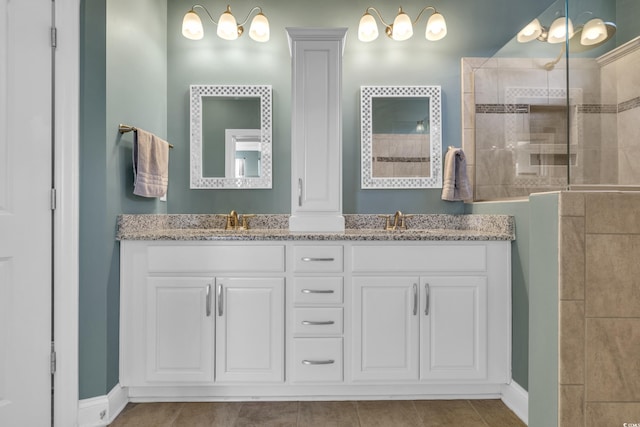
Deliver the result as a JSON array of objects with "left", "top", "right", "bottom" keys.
[{"left": 287, "top": 28, "right": 347, "bottom": 232}]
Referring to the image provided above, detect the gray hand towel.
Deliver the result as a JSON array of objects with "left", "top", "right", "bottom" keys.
[
  {"left": 133, "top": 129, "right": 170, "bottom": 198},
  {"left": 441, "top": 147, "right": 472, "bottom": 201}
]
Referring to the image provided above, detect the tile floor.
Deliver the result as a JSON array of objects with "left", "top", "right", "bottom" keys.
[{"left": 109, "top": 399, "right": 526, "bottom": 426}]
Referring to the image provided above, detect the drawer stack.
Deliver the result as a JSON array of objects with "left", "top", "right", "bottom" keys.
[{"left": 290, "top": 245, "right": 344, "bottom": 383}]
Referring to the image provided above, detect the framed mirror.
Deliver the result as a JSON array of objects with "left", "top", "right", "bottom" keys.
[
  {"left": 361, "top": 86, "right": 442, "bottom": 189},
  {"left": 190, "top": 85, "right": 272, "bottom": 189}
]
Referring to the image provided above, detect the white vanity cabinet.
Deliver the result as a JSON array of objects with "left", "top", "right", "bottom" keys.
[
  {"left": 351, "top": 242, "right": 510, "bottom": 385},
  {"left": 120, "top": 238, "right": 511, "bottom": 399},
  {"left": 119, "top": 242, "right": 286, "bottom": 389},
  {"left": 287, "top": 28, "right": 347, "bottom": 232}
]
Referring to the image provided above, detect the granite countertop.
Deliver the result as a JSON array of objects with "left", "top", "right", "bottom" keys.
[{"left": 116, "top": 214, "right": 515, "bottom": 241}]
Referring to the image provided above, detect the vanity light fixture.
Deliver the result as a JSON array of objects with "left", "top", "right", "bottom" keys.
[
  {"left": 517, "top": 13, "right": 615, "bottom": 50},
  {"left": 182, "top": 4, "right": 270, "bottom": 42},
  {"left": 358, "top": 6, "right": 447, "bottom": 42}
]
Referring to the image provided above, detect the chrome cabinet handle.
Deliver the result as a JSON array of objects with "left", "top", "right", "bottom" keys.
[
  {"left": 302, "top": 359, "right": 335, "bottom": 365},
  {"left": 298, "top": 178, "right": 302, "bottom": 206},
  {"left": 425, "top": 283, "right": 430, "bottom": 316},
  {"left": 413, "top": 283, "right": 418, "bottom": 316},
  {"left": 206, "top": 284, "right": 212, "bottom": 317},
  {"left": 302, "top": 289, "right": 334, "bottom": 294},
  {"left": 217, "top": 284, "right": 223, "bottom": 317},
  {"left": 301, "top": 257, "right": 335, "bottom": 262},
  {"left": 302, "top": 320, "right": 335, "bottom": 326}
]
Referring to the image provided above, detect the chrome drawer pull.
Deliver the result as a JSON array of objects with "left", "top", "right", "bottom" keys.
[
  {"left": 301, "top": 289, "right": 334, "bottom": 294},
  {"left": 217, "top": 284, "right": 223, "bottom": 317},
  {"left": 302, "top": 320, "right": 335, "bottom": 326},
  {"left": 301, "top": 257, "right": 335, "bottom": 262},
  {"left": 302, "top": 359, "right": 335, "bottom": 365},
  {"left": 425, "top": 283, "right": 430, "bottom": 316},
  {"left": 205, "top": 284, "right": 212, "bottom": 317},
  {"left": 413, "top": 283, "right": 418, "bottom": 316}
]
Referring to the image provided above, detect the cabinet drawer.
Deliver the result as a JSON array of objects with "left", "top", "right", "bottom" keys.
[
  {"left": 293, "top": 308, "right": 343, "bottom": 336},
  {"left": 351, "top": 245, "right": 487, "bottom": 272},
  {"left": 292, "top": 338, "right": 343, "bottom": 383},
  {"left": 147, "top": 245, "right": 285, "bottom": 273},
  {"left": 293, "top": 246, "right": 343, "bottom": 272},
  {"left": 293, "top": 277, "right": 343, "bottom": 304}
]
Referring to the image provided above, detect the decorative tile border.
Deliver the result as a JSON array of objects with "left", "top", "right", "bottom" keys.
[
  {"left": 477, "top": 99, "right": 640, "bottom": 115},
  {"left": 619, "top": 96, "right": 640, "bottom": 113},
  {"left": 375, "top": 156, "right": 430, "bottom": 163},
  {"left": 577, "top": 104, "right": 618, "bottom": 114},
  {"left": 475, "top": 104, "right": 529, "bottom": 114}
]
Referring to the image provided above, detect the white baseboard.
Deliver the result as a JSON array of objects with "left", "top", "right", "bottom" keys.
[
  {"left": 78, "top": 384, "right": 128, "bottom": 427},
  {"left": 501, "top": 380, "right": 528, "bottom": 425}
]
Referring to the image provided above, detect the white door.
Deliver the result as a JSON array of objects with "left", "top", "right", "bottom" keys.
[
  {"left": 420, "top": 276, "right": 488, "bottom": 381},
  {"left": 0, "top": 0, "right": 53, "bottom": 425},
  {"left": 215, "top": 277, "right": 284, "bottom": 383},
  {"left": 352, "top": 276, "right": 419, "bottom": 381}
]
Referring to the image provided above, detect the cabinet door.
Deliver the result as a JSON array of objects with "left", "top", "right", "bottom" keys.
[
  {"left": 215, "top": 277, "right": 284, "bottom": 383},
  {"left": 352, "top": 277, "right": 419, "bottom": 381},
  {"left": 146, "top": 277, "right": 214, "bottom": 383},
  {"left": 420, "top": 276, "right": 488, "bottom": 381}
]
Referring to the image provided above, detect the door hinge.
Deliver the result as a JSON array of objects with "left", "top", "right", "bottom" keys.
[
  {"left": 50, "top": 344, "right": 56, "bottom": 375},
  {"left": 50, "top": 188, "right": 56, "bottom": 210},
  {"left": 51, "top": 27, "right": 57, "bottom": 48}
]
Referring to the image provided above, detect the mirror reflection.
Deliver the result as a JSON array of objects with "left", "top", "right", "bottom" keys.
[
  {"left": 371, "top": 97, "right": 431, "bottom": 178},
  {"left": 361, "top": 86, "right": 442, "bottom": 189},
  {"left": 190, "top": 85, "right": 272, "bottom": 189}
]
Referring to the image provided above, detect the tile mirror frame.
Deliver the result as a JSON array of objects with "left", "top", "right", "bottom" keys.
[
  {"left": 190, "top": 84, "right": 272, "bottom": 189},
  {"left": 361, "top": 85, "right": 443, "bottom": 189}
]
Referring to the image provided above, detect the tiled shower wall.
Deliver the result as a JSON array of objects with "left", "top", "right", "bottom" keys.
[
  {"left": 558, "top": 191, "right": 640, "bottom": 426},
  {"left": 599, "top": 38, "right": 640, "bottom": 185},
  {"left": 462, "top": 36, "right": 640, "bottom": 201}
]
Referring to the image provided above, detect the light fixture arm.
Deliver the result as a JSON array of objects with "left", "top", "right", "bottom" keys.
[
  {"left": 190, "top": 4, "right": 219, "bottom": 25},
  {"left": 364, "top": 7, "right": 393, "bottom": 30},
  {"left": 236, "top": 6, "right": 264, "bottom": 27},
  {"left": 413, "top": 6, "right": 436, "bottom": 25}
]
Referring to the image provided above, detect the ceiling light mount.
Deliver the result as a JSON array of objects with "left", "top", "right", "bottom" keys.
[
  {"left": 358, "top": 5, "right": 447, "bottom": 42},
  {"left": 182, "top": 4, "right": 270, "bottom": 42}
]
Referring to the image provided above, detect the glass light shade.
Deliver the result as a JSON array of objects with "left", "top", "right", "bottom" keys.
[
  {"left": 249, "top": 13, "right": 270, "bottom": 42},
  {"left": 217, "top": 9, "right": 238, "bottom": 40},
  {"left": 358, "top": 12, "right": 379, "bottom": 42},
  {"left": 425, "top": 12, "right": 447, "bottom": 41},
  {"left": 548, "top": 16, "right": 574, "bottom": 43},
  {"left": 581, "top": 18, "right": 607, "bottom": 45},
  {"left": 517, "top": 18, "right": 542, "bottom": 43},
  {"left": 392, "top": 10, "right": 413, "bottom": 41},
  {"left": 182, "top": 11, "right": 204, "bottom": 40}
]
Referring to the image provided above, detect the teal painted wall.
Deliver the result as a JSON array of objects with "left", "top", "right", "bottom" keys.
[
  {"left": 79, "top": 0, "right": 561, "bottom": 398},
  {"left": 466, "top": 201, "right": 530, "bottom": 390},
  {"left": 528, "top": 193, "right": 560, "bottom": 427},
  {"left": 79, "top": 0, "right": 167, "bottom": 399},
  {"left": 79, "top": 0, "right": 108, "bottom": 400}
]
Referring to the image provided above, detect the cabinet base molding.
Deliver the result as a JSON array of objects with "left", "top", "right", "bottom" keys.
[
  {"left": 125, "top": 383, "right": 507, "bottom": 401},
  {"left": 78, "top": 383, "right": 128, "bottom": 427}
]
